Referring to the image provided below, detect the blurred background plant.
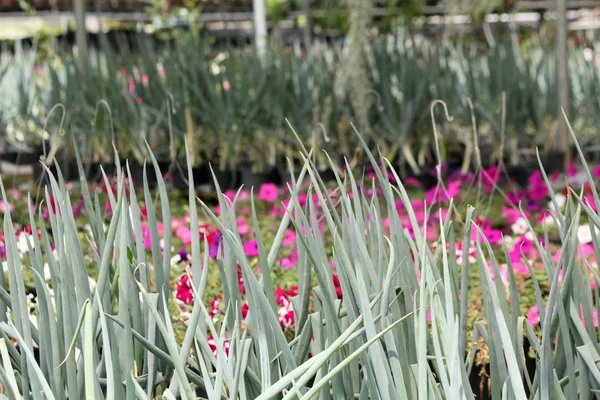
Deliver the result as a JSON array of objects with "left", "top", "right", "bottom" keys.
[{"left": 3, "top": 27, "right": 600, "bottom": 179}]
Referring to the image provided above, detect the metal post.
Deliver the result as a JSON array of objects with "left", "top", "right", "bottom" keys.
[
  {"left": 253, "top": 0, "right": 267, "bottom": 61},
  {"left": 556, "top": 0, "right": 570, "bottom": 168},
  {"left": 74, "top": 0, "right": 88, "bottom": 71},
  {"left": 303, "top": 0, "right": 312, "bottom": 53}
]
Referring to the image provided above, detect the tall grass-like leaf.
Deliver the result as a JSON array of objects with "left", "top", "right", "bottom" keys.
[
  {"left": 0, "top": 339, "right": 20, "bottom": 398},
  {"left": 474, "top": 232, "right": 527, "bottom": 398},
  {"left": 0, "top": 322, "right": 55, "bottom": 400}
]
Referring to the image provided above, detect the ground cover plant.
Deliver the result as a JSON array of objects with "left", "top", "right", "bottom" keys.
[{"left": 1, "top": 118, "right": 600, "bottom": 398}]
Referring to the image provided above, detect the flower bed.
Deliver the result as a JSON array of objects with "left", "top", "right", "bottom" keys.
[{"left": 2, "top": 146, "right": 600, "bottom": 397}]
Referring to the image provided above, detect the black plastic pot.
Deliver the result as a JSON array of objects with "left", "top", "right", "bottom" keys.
[
  {"left": 506, "top": 151, "right": 566, "bottom": 187},
  {"left": 241, "top": 167, "right": 281, "bottom": 188},
  {"left": 1, "top": 151, "right": 41, "bottom": 165},
  {"left": 0, "top": 142, "right": 47, "bottom": 165},
  {"left": 127, "top": 161, "right": 171, "bottom": 188},
  {"left": 209, "top": 169, "right": 240, "bottom": 191},
  {"left": 166, "top": 163, "right": 212, "bottom": 191},
  {"left": 33, "top": 161, "right": 110, "bottom": 185}
]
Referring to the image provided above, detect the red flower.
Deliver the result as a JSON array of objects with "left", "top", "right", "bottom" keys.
[
  {"left": 207, "top": 335, "right": 230, "bottom": 358},
  {"left": 175, "top": 274, "right": 193, "bottom": 305},
  {"left": 274, "top": 286, "right": 299, "bottom": 328},
  {"left": 332, "top": 275, "right": 343, "bottom": 299},
  {"left": 209, "top": 296, "right": 222, "bottom": 317}
]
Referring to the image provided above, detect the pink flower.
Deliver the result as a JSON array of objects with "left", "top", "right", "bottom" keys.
[
  {"left": 593, "top": 165, "right": 600, "bottom": 180},
  {"left": 269, "top": 205, "right": 280, "bottom": 217},
  {"left": 455, "top": 242, "right": 476, "bottom": 264},
  {"left": 176, "top": 225, "right": 192, "bottom": 245},
  {"left": 223, "top": 190, "right": 236, "bottom": 202},
  {"left": 222, "top": 80, "right": 231, "bottom": 91},
  {"left": 141, "top": 74, "right": 149, "bottom": 86},
  {"left": 8, "top": 189, "right": 21, "bottom": 200},
  {"left": 236, "top": 217, "right": 250, "bottom": 236},
  {"left": 280, "top": 250, "right": 298, "bottom": 269},
  {"left": 243, "top": 239, "right": 259, "bottom": 257},
  {"left": 127, "top": 77, "right": 135, "bottom": 94},
  {"left": 258, "top": 183, "right": 279, "bottom": 202},
  {"left": 527, "top": 306, "right": 540, "bottom": 325},
  {"left": 580, "top": 305, "right": 599, "bottom": 328},
  {"left": 488, "top": 262, "right": 509, "bottom": 287},
  {"left": 282, "top": 229, "right": 296, "bottom": 247},
  {"left": 0, "top": 200, "right": 14, "bottom": 214}
]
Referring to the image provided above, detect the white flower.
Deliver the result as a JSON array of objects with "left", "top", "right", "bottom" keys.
[
  {"left": 578, "top": 224, "right": 599, "bottom": 244},
  {"left": 584, "top": 48, "right": 593, "bottom": 62},
  {"left": 511, "top": 217, "right": 529, "bottom": 235},
  {"left": 88, "top": 277, "right": 97, "bottom": 293},
  {"left": 502, "top": 235, "right": 516, "bottom": 251},
  {"left": 16, "top": 232, "right": 34, "bottom": 254},
  {"left": 43, "top": 263, "right": 51, "bottom": 280},
  {"left": 549, "top": 194, "right": 566, "bottom": 211}
]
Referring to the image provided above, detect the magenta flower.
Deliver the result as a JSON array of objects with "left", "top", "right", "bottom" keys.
[
  {"left": 528, "top": 184, "right": 549, "bottom": 201},
  {"left": 528, "top": 171, "right": 544, "bottom": 187},
  {"left": 567, "top": 163, "right": 578, "bottom": 177},
  {"left": 483, "top": 165, "right": 501, "bottom": 192},
  {"left": 282, "top": 229, "right": 296, "bottom": 247},
  {"left": 258, "top": 183, "right": 279, "bottom": 202},
  {"left": 506, "top": 189, "right": 524, "bottom": 207},
  {"left": 143, "top": 226, "right": 152, "bottom": 248},
  {"left": 502, "top": 206, "right": 524, "bottom": 224},
  {"left": 527, "top": 306, "right": 540, "bottom": 325},
  {"left": 243, "top": 239, "right": 259, "bottom": 257},
  {"left": 405, "top": 177, "right": 423, "bottom": 188},
  {"left": 473, "top": 218, "right": 502, "bottom": 244},
  {"left": 72, "top": 198, "right": 85, "bottom": 218}
]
